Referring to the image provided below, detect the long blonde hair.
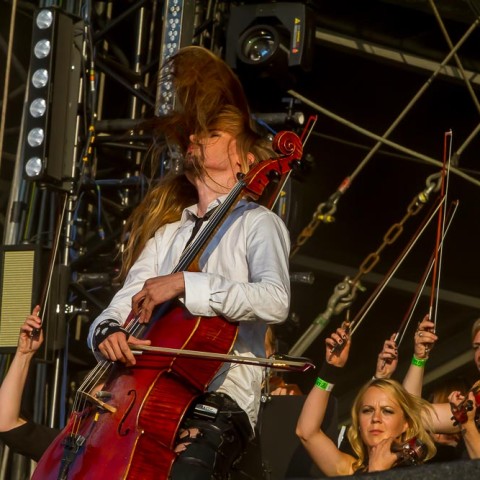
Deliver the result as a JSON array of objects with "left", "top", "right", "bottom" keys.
[
  {"left": 348, "top": 378, "right": 436, "bottom": 472},
  {"left": 118, "top": 47, "right": 273, "bottom": 279}
]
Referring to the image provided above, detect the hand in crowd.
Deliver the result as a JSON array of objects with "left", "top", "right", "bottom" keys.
[
  {"left": 447, "top": 382, "right": 480, "bottom": 459},
  {"left": 18, "top": 305, "right": 43, "bottom": 355},
  {"left": 325, "top": 323, "right": 351, "bottom": 367},
  {"left": 375, "top": 333, "right": 398, "bottom": 379},
  {"left": 414, "top": 314, "right": 438, "bottom": 359},
  {"left": 448, "top": 389, "right": 477, "bottom": 427},
  {"left": 270, "top": 382, "right": 302, "bottom": 396}
]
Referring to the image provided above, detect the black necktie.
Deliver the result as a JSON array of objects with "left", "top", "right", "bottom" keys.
[{"left": 184, "top": 206, "right": 218, "bottom": 250}]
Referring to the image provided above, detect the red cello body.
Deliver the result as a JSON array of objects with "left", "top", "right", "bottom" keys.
[
  {"left": 32, "top": 130, "right": 303, "bottom": 479},
  {"left": 32, "top": 304, "right": 237, "bottom": 479}
]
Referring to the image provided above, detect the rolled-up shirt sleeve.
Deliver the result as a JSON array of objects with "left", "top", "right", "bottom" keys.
[{"left": 183, "top": 206, "right": 290, "bottom": 324}]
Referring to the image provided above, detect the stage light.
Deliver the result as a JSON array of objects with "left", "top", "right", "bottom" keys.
[
  {"left": 31, "top": 68, "right": 49, "bottom": 88},
  {"left": 36, "top": 9, "right": 53, "bottom": 29},
  {"left": 225, "top": 2, "right": 314, "bottom": 72},
  {"left": 239, "top": 25, "right": 280, "bottom": 64},
  {"left": 27, "top": 127, "right": 44, "bottom": 147},
  {"left": 34, "top": 39, "right": 51, "bottom": 58},
  {"left": 29, "top": 98, "right": 47, "bottom": 117},
  {"left": 21, "top": 7, "right": 81, "bottom": 190},
  {"left": 156, "top": 0, "right": 196, "bottom": 116},
  {"left": 25, "top": 157, "right": 43, "bottom": 177}
]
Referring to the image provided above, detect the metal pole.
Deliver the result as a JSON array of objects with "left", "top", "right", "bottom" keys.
[{"left": 0, "top": 0, "right": 19, "bottom": 173}]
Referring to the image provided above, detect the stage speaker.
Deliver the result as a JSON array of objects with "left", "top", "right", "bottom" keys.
[{"left": 0, "top": 245, "right": 43, "bottom": 352}]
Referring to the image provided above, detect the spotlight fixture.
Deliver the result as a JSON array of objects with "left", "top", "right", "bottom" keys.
[
  {"left": 239, "top": 24, "right": 282, "bottom": 65},
  {"left": 156, "top": 0, "right": 196, "bottom": 116},
  {"left": 22, "top": 7, "right": 82, "bottom": 190},
  {"left": 225, "top": 2, "right": 314, "bottom": 71}
]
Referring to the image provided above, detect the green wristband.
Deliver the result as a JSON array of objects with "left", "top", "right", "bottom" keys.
[
  {"left": 411, "top": 355, "right": 427, "bottom": 367},
  {"left": 315, "top": 377, "right": 334, "bottom": 392}
]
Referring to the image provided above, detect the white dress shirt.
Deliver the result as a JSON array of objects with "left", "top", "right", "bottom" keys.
[{"left": 88, "top": 196, "right": 291, "bottom": 429}]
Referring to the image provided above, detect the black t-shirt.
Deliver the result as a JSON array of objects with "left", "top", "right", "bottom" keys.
[{"left": 0, "top": 420, "right": 59, "bottom": 461}]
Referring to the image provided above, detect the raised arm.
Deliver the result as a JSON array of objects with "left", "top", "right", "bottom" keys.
[
  {"left": 374, "top": 333, "right": 398, "bottom": 379},
  {"left": 448, "top": 387, "right": 480, "bottom": 458},
  {"left": 296, "top": 324, "right": 355, "bottom": 477},
  {"left": 402, "top": 314, "right": 437, "bottom": 396},
  {"left": 0, "top": 306, "right": 43, "bottom": 432}
]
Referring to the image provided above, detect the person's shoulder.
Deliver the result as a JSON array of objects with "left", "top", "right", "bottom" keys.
[
  {"left": 245, "top": 204, "right": 288, "bottom": 228},
  {"left": 243, "top": 203, "right": 281, "bottom": 218}
]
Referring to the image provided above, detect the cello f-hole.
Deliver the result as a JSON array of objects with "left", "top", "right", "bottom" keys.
[{"left": 118, "top": 389, "right": 137, "bottom": 436}]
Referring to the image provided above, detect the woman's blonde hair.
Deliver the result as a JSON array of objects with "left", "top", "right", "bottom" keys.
[
  {"left": 118, "top": 47, "right": 273, "bottom": 279},
  {"left": 347, "top": 378, "right": 436, "bottom": 472}
]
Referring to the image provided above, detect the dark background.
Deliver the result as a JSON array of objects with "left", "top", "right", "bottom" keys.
[{"left": 234, "top": 0, "right": 480, "bottom": 422}]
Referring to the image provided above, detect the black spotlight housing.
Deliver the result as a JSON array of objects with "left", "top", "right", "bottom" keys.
[
  {"left": 225, "top": 2, "right": 314, "bottom": 71},
  {"left": 22, "top": 7, "right": 82, "bottom": 190}
]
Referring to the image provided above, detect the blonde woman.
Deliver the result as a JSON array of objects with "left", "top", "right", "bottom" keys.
[{"left": 296, "top": 325, "right": 437, "bottom": 475}]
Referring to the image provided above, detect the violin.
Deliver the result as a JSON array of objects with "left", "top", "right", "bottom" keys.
[
  {"left": 391, "top": 437, "right": 427, "bottom": 466},
  {"left": 32, "top": 130, "right": 304, "bottom": 480},
  {"left": 450, "top": 381, "right": 480, "bottom": 427}
]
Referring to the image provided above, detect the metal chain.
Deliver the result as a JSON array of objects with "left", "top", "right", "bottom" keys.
[
  {"left": 290, "top": 177, "right": 351, "bottom": 258},
  {"left": 288, "top": 171, "right": 442, "bottom": 357},
  {"left": 350, "top": 172, "right": 441, "bottom": 286},
  {"left": 290, "top": 170, "right": 443, "bottom": 259}
]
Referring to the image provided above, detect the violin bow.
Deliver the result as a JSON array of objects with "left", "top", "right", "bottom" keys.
[
  {"left": 351, "top": 130, "right": 453, "bottom": 341},
  {"left": 326, "top": 198, "right": 444, "bottom": 359},
  {"left": 130, "top": 344, "right": 315, "bottom": 373},
  {"left": 395, "top": 200, "right": 459, "bottom": 348},
  {"left": 31, "top": 193, "right": 68, "bottom": 335},
  {"left": 290, "top": 170, "right": 444, "bottom": 357},
  {"left": 428, "top": 130, "right": 453, "bottom": 331},
  {"left": 348, "top": 197, "right": 445, "bottom": 338}
]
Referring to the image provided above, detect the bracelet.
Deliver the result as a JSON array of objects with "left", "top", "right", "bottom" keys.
[
  {"left": 315, "top": 377, "right": 334, "bottom": 392},
  {"left": 319, "top": 362, "right": 344, "bottom": 384},
  {"left": 411, "top": 355, "right": 427, "bottom": 367},
  {"left": 93, "top": 320, "right": 130, "bottom": 349}
]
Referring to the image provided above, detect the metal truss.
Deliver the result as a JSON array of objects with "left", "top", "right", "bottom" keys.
[{"left": 0, "top": 1, "right": 232, "bottom": 477}]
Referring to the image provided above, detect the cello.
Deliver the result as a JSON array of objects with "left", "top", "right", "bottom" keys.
[{"left": 32, "top": 130, "right": 305, "bottom": 479}]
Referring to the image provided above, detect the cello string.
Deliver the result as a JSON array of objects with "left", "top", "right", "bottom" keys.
[
  {"left": 175, "top": 181, "right": 245, "bottom": 272},
  {"left": 119, "top": 181, "right": 247, "bottom": 340},
  {"left": 72, "top": 360, "right": 112, "bottom": 413},
  {"left": 68, "top": 136, "right": 305, "bottom": 430},
  {"left": 114, "top": 135, "right": 303, "bottom": 351},
  {"left": 69, "top": 361, "right": 114, "bottom": 436}
]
